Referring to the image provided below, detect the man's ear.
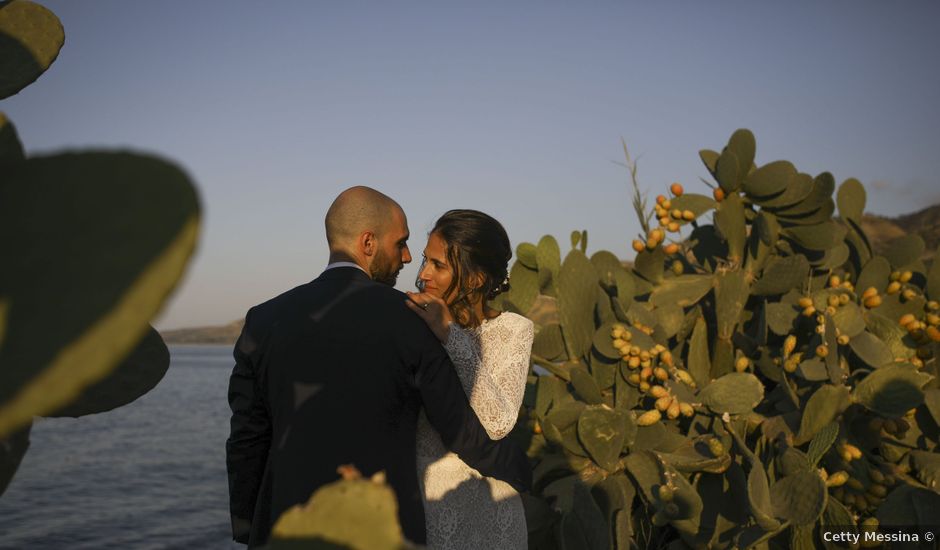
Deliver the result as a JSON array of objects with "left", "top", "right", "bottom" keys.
[{"left": 360, "top": 231, "right": 376, "bottom": 257}]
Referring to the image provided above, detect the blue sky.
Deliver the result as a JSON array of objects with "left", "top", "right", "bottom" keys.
[{"left": 4, "top": 1, "right": 939, "bottom": 329}]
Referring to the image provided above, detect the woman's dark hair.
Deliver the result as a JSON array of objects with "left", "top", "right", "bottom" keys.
[{"left": 426, "top": 209, "right": 512, "bottom": 327}]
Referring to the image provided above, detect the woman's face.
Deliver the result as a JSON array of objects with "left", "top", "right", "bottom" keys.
[{"left": 417, "top": 232, "right": 454, "bottom": 303}]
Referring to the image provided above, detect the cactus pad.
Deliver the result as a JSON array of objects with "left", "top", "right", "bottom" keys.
[
  {"left": 795, "top": 385, "right": 849, "bottom": 445},
  {"left": 577, "top": 404, "right": 627, "bottom": 472},
  {"left": 0, "top": 0, "right": 65, "bottom": 99},
  {"left": 649, "top": 274, "right": 713, "bottom": 308},
  {"left": 770, "top": 469, "right": 827, "bottom": 526},
  {"left": 852, "top": 364, "right": 932, "bottom": 418},
  {"left": 836, "top": 177, "right": 866, "bottom": 222},
  {"left": 698, "top": 372, "right": 764, "bottom": 415},
  {"left": 0, "top": 112, "right": 25, "bottom": 163}
]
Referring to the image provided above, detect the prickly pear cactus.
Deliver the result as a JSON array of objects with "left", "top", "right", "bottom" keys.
[
  {"left": 0, "top": 0, "right": 199, "bottom": 496},
  {"left": 507, "top": 129, "right": 939, "bottom": 549}
]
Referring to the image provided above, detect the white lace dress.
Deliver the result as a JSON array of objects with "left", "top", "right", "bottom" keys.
[{"left": 416, "top": 312, "right": 534, "bottom": 550}]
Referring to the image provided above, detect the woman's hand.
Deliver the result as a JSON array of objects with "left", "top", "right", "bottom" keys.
[{"left": 405, "top": 291, "right": 453, "bottom": 343}]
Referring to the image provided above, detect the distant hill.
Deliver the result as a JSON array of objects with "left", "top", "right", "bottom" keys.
[{"left": 161, "top": 204, "right": 939, "bottom": 344}]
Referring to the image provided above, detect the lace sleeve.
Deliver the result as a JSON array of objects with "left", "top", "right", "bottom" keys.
[{"left": 443, "top": 314, "right": 534, "bottom": 440}]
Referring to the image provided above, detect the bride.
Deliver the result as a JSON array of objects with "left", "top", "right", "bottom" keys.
[{"left": 406, "top": 209, "right": 533, "bottom": 550}]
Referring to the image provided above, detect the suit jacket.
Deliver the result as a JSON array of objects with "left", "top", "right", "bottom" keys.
[{"left": 226, "top": 267, "right": 532, "bottom": 547}]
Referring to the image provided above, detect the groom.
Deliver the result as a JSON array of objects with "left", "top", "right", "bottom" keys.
[{"left": 226, "top": 186, "right": 532, "bottom": 548}]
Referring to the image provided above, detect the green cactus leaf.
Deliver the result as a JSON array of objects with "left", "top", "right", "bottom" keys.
[
  {"left": 0, "top": 0, "right": 65, "bottom": 100},
  {"left": 590, "top": 358, "right": 617, "bottom": 393},
  {"left": 614, "top": 370, "right": 640, "bottom": 412},
  {"left": 852, "top": 363, "right": 932, "bottom": 418},
  {"left": 869, "top": 292, "right": 926, "bottom": 329},
  {"left": 795, "top": 385, "right": 850, "bottom": 445},
  {"left": 795, "top": 358, "right": 828, "bottom": 382},
  {"left": 544, "top": 401, "right": 588, "bottom": 456},
  {"left": 656, "top": 435, "right": 731, "bottom": 474},
  {"left": 649, "top": 274, "right": 713, "bottom": 308},
  {"left": 592, "top": 322, "right": 622, "bottom": 361},
  {"left": 754, "top": 211, "right": 781, "bottom": 246},
  {"left": 687, "top": 316, "right": 711, "bottom": 388},
  {"left": 806, "top": 421, "right": 839, "bottom": 466},
  {"left": 836, "top": 177, "right": 866, "bottom": 222},
  {"left": 856, "top": 256, "right": 891, "bottom": 297},
  {"left": 821, "top": 497, "right": 856, "bottom": 550},
  {"left": 633, "top": 246, "right": 665, "bottom": 285},
  {"left": 782, "top": 221, "right": 847, "bottom": 251},
  {"left": 876, "top": 484, "right": 940, "bottom": 527},
  {"left": 45, "top": 326, "right": 169, "bottom": 417},
  {"left": 818, "top": 242, "right": 850, "bottom": 271},
  {"left": 831, "top": 301, "right": 865, "bottom": 338},
  {"left": 0, "top": 112, "right": 25, "bottom": 164},
  {"left": 848, "top": 331, "right": 894, "bottom": 369},
  {"left": 882, "top": 235, "right": 926, "bottom": 270},
  {"left": 925, "top": 388, "right": 940, "bottom": 426},
  {"left": 537, "top": 235, "right": 561, "bottom": 297},
  {"left": 743, "top": 160, "right": 794, "bottom": 199},
  {"left": 766, "top": 301, "right": 798, "bottom": 336},
  {"left": 516, "top": 242, "right": 538, "bottom": 269},
  {"left": 909, "top": 450, "right": 940, "bottom": 493},
  {"left": 699, "top": 372, "right": 764, "bottom": 415},
  {"left": 570, "top": 363, "right": 604, "bottom": 405},
  {"left": 715, "top": 193, "right": 747, "bottom": 262},
  {"left": 758, "top": 172, "right": 814, "bottom": 209},
  {"left": 689, "top": 225, "right": 728, "bottom": 272},
  {"left": 728, "top": 129, "right": 756, "bottom": 177},
  {"left": 0, "top": 421, "right": 29, "bottom": 497},
  {"left": 864, "top": 311, "right": 914, "bottom": 361},
  {"left": 699, "top": 149, "right": 719, "bottom": 175},
  {"left": 623, "top": 450, "right": 664, "bottom": 502},
  {"left": 559, "top": 482, "right": 609, "bottom": 550},
  {"left": 570, "top": 230, "right": 581, "bottom": 250},
  {"left": 591, "top": 474, "right": 635, "bottom": 547},
  {"left": 927, "top": 246, "right": 940, "bottom": 301},
  {"left": 769, "top": 469, "right": 827, "bottom": 526},
  {"left": 535, "top": 375, "right": 569, "bottom": 418},
  {"left": 715, "top": 269, "right": 749, "bottom": 340},
  {"left": 669, "top": 193, "right": 717, "bottom": 219},
  {"left": 591, "top": 250, "right": 623, "bottom": 291},
  {"left": 752, "top": 255, "right": 809, "bottom": 296},
  {"left": 715, "top": 148, "right": 741, "bottom": 192},
  {"left": 653, "top": 303, "right": 683, "bottom": 340},
  {"left": 774, "top": 172, "right": 836, "bottom": 219},
  {"left": 505, "top": 261, "right": 539, "bottom": 314},
  {"left": 593, "top": 285, "right": 615, "bottom": 327},
  {"left": 533, "top": 323, "right": 566, "bottom": 362},
  {"left": 269, "top": 471, "right": 406, "bottom": 550},
  {"left": 557, "top": 250, "right": 598, "bottom": 360},
  {"left": 0, "top": 152, "right": 200, "bottom": 439},
  {"left": 577, "top": 404, "right": 627, "bottom": 472},
  {"left": 747, "top": 464, "right": 782, "bottom": 531}
]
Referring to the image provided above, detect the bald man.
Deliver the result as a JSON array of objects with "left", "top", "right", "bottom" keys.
[{"left": 226, "top": 186, "right": 532, "bottom": 548}]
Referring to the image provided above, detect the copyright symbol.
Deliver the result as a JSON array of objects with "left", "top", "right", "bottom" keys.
[{"left": 926, "top": 531, "right": 934, "bottom": 542}]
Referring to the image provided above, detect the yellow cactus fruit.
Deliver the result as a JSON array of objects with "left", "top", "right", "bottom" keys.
[
  {"left": 670, "top": 182, "right": 684, "bottom": 196},
  {"left": 666, "top": 400, "right": 681, "bottom": 419},
  {"left": 928, "top": 300, "right": 940, "bottom": 311},
  {"left": 661, "top": 199, "right": 672, "bottom": 210},
  {"left": 802, "top": 305, "right": 816, "bottom": 317},
  {"left": 658, "top": 216, "right": 670, "bottom": 227},
  {"left": 869, "top": 469, "right": 886, "bottom": 484},
  {"left": 899, "top": 271, "right": 913, "bottom": 283},
  {"left": 827, "top": 471, "right": 849, "bottom": 487},
  {"left": 639, "top": 381, "right": 651, "bottom": 392},
  {"left": 899, "top": 313, "right": 917, "bottom": 328},
  {"left": 611, "top": 326, "right": 624, "bottom": 339},
  {"left": 713, "top": 187, "right": 725, "bottom": 202},
  {"left": 640, "top": 350, "right": 651, "bottom": 362},
  {"left": 612, "top": 338, "right": 627, "bottom": 350},
  {"left": 798, "top": 296, "right": 814, "bottom": 308},
  {"left": 839, "top": 293, "right": 851, "bottom": 305},
  {"left": 667, "top": 221, "right": 681, "bottom": 233},
  {"left": 627, "top": 373, "right": 641, "bottom": 385},
  {"left": 846, "top": 443, "right": 863, "bottom": 460},
  {"left": 653, "top": 367, "right": 669, "bottom": 381},
  {"left": 816, "top": 345, "right": 829, "bottom": 358},
  {"left": 637, "top": 409, "right": 662, "bottom": 426},
  {"left": 735, "top": 356, "right": 749, "bottom": 372},
  {"left": 926, "top": 325, "right": 940, "bottom": 342},
  {"left": 630, "top": 345, "right": 641, "bottom": 356},
  {"left": 783, "top": 359, "right": 798, "bottom": 373},
  {"left": 847, "top": 478, "right": 864, "bottom": 491},
  {"left": 670, "top": 208, "right": 682, "bottom": 220},
  {"left": 842, "top": 281, "right": 854, "bottom": 291},
  {"left": 650, "top": 228, "right": 664, "bottom": 242},
  {"left": 656, "top": 194, "right": 666, "bottom": 205},
  {"left": 679, "top": 403, "right": 694, "bottom": 417},
  {"left": 655, "top": 396, "right": 673, "bottom": 412},
  {"left": 649, "top": 385, "right": 669, "bottom": 399},
  {"left": 890, "top": 271, "right": 901, "bottom": 282},
  {"left": 864, "top": 295, "right": 882, "bottom": 308},
  {"left": 657, "top": 484, "right": 674, "bottom": 502},
  {"left": 632, "top": 239, "right": 645, "bottom": 253},
  {"left": 671, "top": 260, "right": 684, "bottom": 275},
  {"left": 830, "top": 275, "right": 841, "bottom": 288},
  {"left": 660, "top": 350, "right": 673, "bottom": 366},
  {"left": 886, "top": 281, "right": 901, "bottom": 294},
  {"left": 674, "top": 369, "right": 693, "bottom": 385},
  {"left": 640, "top": 366, "right": 653, "bottom": 380},
  {"left": 902, "top": 288, "right": 917, "bottom": 301},
  {"left": 682, "top": 210, "right": 695, "bottom": 221},
  {"left": 707, "top": 438, "right": 725, "bottom": 457},
  {"left": 783, "top": 334, "right": 797, "bottom": 358},
  {"left": 646, "top": 238, "right": 658, "bottom": 250},
  {"left": 926, "top": 313, "right": 940, "bottom": 326},
  {"left": 837, "top": 334, "right": 850, "bottom": 346},
  {"left": 825, "top": 305, "right": 837, "bottom": 316},
  {"left": 640, "top": 359, "right": 652, "bottom": 369},
  {"left": 862, "top": 286, "right": 879, "bottom": 299},
  {"left": 663, "top": 243, "right": 680, "bottom": 255},
  {"left": 628, "top": 356, "right": 641, "bottom": 369},
  {"left": 828, "top": 295, "right": 840, "bottom": 308}
]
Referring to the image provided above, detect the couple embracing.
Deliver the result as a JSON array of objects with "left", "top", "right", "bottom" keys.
[{"left": 226, "top": 186, "right": 534, "bottom": 549}]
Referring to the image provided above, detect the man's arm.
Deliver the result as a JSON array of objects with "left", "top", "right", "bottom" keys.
[
  {"left": 416, "top": 343, "right": 532, "bottom": 493},
  {"left": 226, "top": 312, "right": 271, "bottom": 544}
]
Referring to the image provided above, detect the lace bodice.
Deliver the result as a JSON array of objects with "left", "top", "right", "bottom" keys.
[{"left": 416, "top": 312, "right": 533, "bottom": 549}]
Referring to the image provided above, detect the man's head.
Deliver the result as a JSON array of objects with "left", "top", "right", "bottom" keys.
[{"left": 325, "top": 186, "right": 412, "bottom": 285}]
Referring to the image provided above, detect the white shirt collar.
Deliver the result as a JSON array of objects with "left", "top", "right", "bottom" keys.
[{"left": 324, "top": 261, "right": 367, "bottom": 274}]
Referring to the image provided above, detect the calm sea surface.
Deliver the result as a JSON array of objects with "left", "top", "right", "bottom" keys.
[{"left": 0, "top": 345, "right": 242, "bottom": 549}]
